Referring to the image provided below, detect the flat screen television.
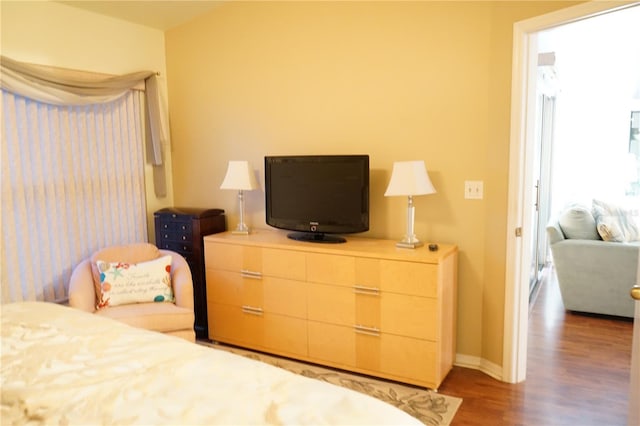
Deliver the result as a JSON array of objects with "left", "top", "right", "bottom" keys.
[{"left": 265, "top": 155, "right": 369, "bottom": 243}]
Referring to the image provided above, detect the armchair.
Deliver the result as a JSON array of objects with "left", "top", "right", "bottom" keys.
[{"left": 68, "top": 243, "right": 196, "bottom": 342}]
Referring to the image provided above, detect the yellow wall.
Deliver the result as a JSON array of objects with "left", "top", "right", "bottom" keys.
[
  {"left": 0, "top": 1, "right": 174, "bottom": 239},
  {"left": 1, "top": 0, "right": 583, "bottom": 372},
  {"left": 165, "top": 1, "right": 580, "bottom": 369}
]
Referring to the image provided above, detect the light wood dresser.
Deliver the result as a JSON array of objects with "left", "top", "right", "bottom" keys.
[{"left": 203, "top": 229, "right": 457, "bottom": 389}]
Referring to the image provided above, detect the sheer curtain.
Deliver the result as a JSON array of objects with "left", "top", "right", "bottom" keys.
[{"left": 1, "top": 90, "right": 147, "bottom": 303}]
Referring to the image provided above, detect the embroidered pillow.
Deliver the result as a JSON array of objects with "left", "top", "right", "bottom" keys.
[
  {"left": 90, "top": 243, "right": 161, "bottom": 306},
  {"left": 592, "top": 199, "right": 640, "bottom": 242},
  {"left": 96, "top": 255, "right": 174, "bottom": 309}
]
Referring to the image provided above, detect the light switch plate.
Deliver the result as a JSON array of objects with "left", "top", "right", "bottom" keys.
[{"left": 465, "top": 180, "right": 483, "bottom": 199}]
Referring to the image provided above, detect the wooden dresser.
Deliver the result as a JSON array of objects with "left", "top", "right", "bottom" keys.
[
  {"left": 154, "top": 207, "right": 226, "bottom": 339},
  {"left": 203, "top": 229, "right": 457, "bottom": 389}
]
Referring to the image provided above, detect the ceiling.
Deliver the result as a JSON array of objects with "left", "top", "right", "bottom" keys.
[{"left": 57, "top": 1, "right": 223, "bottom": 31}]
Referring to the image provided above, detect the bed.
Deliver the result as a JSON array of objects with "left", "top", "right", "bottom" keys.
[{"left": 1, "top": 302, "right": 422, "bottom": 425}]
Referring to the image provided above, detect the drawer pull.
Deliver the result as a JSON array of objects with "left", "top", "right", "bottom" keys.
[
  {"left": 354, "top": 324, "right": 380, "bottom": 336},
  {"left": 353, "top": 285, "right": 380, "bottom": 295},
  {"left": 240, "top": 269, "right": 263, "bottom": 279},
  {"left": 242, "top": 305, "right": 264, "bottom": 315}
]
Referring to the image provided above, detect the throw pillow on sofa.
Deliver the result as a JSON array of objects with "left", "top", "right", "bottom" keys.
[
  {"left": 592, "top": 199, "right": 640, "bottom": 242},
  {"left": 558, "top": 204, "right": 601, "bottom": 240}
]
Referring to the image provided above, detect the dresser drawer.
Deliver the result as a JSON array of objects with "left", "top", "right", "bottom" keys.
[
  {"left": 206, "top": 269, "right": 306, "bottom": 319},
  {"left": 209, "top": 304, "right": 307, "bottom": 357},
  {"left": 262, "top": 248, "right": 305, "bottom": 280},
  {"left": 306, "top": 253, "right": 355, "bottom": 286},
  {"left": 380, "top": 260, "right": 438, "bottom": 297},
  {"left": 208, "top": 303, "right": 265, "bottom": 347},
  {"left": 305, "top": 254, "right": 437, "bottom": 298},
  {"left": 381, "top": 293, "right": 437, "bottom": 340},
  {"left": 307, "top": 321, "right": 437, "bottom": 386},
  {"left": 307, "top": 283, "right": 355, "bottom": 326},
  {"left": 205, "top": 242, "right": 305, "bottom": 281},
  {"left": 307, "top": 283, "right": 437, "bottom": 340},
  {"left": 379, "top": 333, "right": 436, "bottom": 385},
  {"left": 205, "top": 243, "right": 250, "bottom": 271},
  {"left": 307, "top": 321, "right": 355, "bottom": 367}
]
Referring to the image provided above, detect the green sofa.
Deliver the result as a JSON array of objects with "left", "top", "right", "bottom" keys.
[{"left": 546, "top": 202, "right": 639, "bottom": 318}]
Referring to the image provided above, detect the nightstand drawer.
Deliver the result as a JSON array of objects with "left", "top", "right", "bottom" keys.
[
  {"left": 159, "top": 230, "right": 192, "bottom": 243},
  {"left": 158, "top": 241, "right": 193, "bottom": 253},
  {"left": 158, "top": 221, "right": 193, "bottom": 233}
]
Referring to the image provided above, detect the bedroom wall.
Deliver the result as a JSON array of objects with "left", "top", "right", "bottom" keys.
[
  {"left": 0, "top": 1, "right": 174, "bottom": 240},
  {"left": 165, "top": 1, "right": 580, "bottom": 374}
]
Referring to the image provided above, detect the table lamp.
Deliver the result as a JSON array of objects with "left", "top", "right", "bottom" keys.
[
  {"left": 220, "top": 160, "right": 259, "bottom": 234},
  {"left": 384, "top": 160, "right": 436, "bottom": 248}
]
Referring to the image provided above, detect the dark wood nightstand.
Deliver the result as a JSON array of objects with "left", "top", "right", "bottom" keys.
[{"left": 154, "top": 207, "right": 226, "bottom": 339}]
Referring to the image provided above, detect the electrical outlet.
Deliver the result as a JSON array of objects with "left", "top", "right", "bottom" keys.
[{"left": 465, "top": 180, "right": 483, "bottom": 199}]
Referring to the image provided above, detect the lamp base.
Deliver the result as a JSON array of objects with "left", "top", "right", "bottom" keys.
[
  {"left": 231, "top": 221, "right": 250, "bottom": 235},
  {"left": 396, "top": 240, "right": 424, "bottom": 249}
]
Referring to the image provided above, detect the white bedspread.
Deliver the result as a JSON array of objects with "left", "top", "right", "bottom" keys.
[{"left": 1, "top": 302, "right": 422, "bottom": 425}]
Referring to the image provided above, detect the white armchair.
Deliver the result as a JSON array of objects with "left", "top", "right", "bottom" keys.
[{"left": 68, "top": 243, "right": 196, "bottom": 342}]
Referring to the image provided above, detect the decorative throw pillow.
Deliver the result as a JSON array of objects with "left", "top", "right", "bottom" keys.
[
  {"left": 558, "top": 204, "right": 600, "bottom": 240},
  {"left": 591, "top": 199, "right": 640, "bottom": 242},
  {"left": 90, "top": 243, "right": 161, "bottom": 306},
  {"left": 96, "top": 255, "right": 174, "bottom": 309}
]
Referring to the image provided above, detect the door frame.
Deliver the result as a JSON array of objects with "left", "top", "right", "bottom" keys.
[{"left": 503, "top": 0, "right": 639, "bottom": 383}]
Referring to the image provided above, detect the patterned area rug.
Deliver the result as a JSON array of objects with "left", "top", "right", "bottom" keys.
[{"left": 199, "top": 341, "right": 461, "bottom": 425}]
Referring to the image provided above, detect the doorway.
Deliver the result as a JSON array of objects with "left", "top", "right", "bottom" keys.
[
  {"left": 529, "top": 55, "right": 556, "bottom": 304},
  {"left": 504, "top": 1, "right": 640, "bottom": 384}
]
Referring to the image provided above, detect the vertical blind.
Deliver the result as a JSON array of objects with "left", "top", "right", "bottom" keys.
[{"left": 1, "top": 90, "right": 147, "bottom": 303}]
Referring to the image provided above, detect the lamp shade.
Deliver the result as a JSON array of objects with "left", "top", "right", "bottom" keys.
[
  {"left": 220, "top": 161, "right": 259, "bottom": 191},
  {"left": 384, "top": 161, "right": 436, "bottom": 196}
]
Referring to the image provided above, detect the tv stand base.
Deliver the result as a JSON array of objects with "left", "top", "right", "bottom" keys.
[{"left": 287, "top": 232, "right": 346, "bottom": 243}]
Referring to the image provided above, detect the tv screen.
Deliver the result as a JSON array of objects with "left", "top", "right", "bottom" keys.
[{"left": 265, "top": 155, "right": 369, "bottom": 243}]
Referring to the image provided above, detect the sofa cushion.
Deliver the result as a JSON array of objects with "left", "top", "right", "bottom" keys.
[
  {"left": 592, "top": 199, "right": 640, "bottom": 242},
  {"left": 558, "top": 205, "right": 600, "bottom": 240}
]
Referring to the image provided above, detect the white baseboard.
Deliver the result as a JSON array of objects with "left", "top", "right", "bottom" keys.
[{"left": 454, "top": 353, "right": 503, "bottom": 382}]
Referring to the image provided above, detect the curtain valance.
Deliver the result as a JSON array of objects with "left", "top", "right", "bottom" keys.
[{"left": 0, "top": 55, "right": 165, "bottom": 168}]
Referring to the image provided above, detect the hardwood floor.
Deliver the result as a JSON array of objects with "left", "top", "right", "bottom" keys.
[{"left": 439, "top": 265, "right": 634, "bottom": 426}]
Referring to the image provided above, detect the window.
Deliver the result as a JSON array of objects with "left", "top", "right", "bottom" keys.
[{"left": 1, "top": 90, "right": 147, "bottom": 303}]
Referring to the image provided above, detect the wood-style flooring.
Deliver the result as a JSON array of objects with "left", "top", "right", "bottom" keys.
[{"left": 438, "top": 266, "right": 634, "bottom": 426}]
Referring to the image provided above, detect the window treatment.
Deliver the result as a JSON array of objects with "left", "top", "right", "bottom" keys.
[
  {"left": 0, "top": 57, "right": 160, "bottom": 303},
  {"left": 1, "top": 90, "right": 147, "bottom": 303},
  {"left": 0, "top": 56, "right": 167, "bottom": 195}
]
